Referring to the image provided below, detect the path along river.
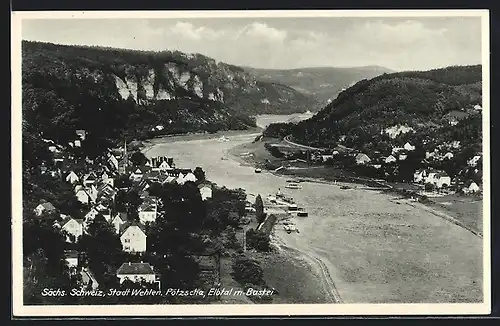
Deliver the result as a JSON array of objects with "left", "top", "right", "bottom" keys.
[{"left": 143, "top": 115, "right": 483, "bottom": 304}]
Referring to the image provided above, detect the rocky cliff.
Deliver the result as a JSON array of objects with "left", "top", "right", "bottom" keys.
[{"left": 22, "top": 41, "right": 315, "bottom": 147}]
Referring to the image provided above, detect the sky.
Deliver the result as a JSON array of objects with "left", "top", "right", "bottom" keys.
[{"left": 21, "top": 15, "right": 484, "bottom": 71}]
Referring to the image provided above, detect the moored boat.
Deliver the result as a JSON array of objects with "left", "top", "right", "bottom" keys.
[{"left": 285, "top": 182, "right": 302, "bottom": 189}]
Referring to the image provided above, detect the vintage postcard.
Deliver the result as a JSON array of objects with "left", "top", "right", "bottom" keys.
[{"left": 11, "top": 10, "right": 490, "bottom": 316}]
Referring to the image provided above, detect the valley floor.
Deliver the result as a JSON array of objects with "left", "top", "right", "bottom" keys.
[
  {"left": 228, "top": 138, "right": 483, "bottom": 237},
  {"left": 144, "top": 125, "right": 484, "bottom": 304}
]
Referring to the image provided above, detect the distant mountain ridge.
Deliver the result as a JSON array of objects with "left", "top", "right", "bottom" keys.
[{"left": 243, "top": 65, "right": 394, "bottom": 108}]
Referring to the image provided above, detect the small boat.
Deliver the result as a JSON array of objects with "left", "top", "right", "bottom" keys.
[
  {"left": 255, "top": 168, "right": 262, "bottom": 173},
  {"left": 266, "top": 196, "right": 277, "bottom": 203},
  {"left": 285, "top": 183, "right": 301, "bottom": 189},
  {"left": 340, "top": 185, "right": 351, "bottom": 190},
  {"left": 297, "top": 211, "right": 308, "bottom": 217}
]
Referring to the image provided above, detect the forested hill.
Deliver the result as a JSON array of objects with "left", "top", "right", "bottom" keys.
[
  {"left": 22, "top": 41, "right": 315, "bottom": 147},
  {"left": 264, "top": 65, "right": 483, "bottom": 180},
  {"left": 243, "top": 65, "right": 393, "bottom": 108}
]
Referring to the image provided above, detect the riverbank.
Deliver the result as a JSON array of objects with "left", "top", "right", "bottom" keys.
[
  {"left": 142, "top": 120, "right": 483, "bottom": 304},
  {"left": 140, "top": 127, "right": 263, "bottom": 155},
  {"left": 227, "top": 138, "right": 483, "bottom": 237}
]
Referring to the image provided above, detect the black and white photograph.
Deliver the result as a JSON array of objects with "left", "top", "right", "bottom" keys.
[{"left": 11, "top": 10, "right": 490, "bottom": 316}]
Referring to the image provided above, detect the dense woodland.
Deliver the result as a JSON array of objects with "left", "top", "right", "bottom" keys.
[
  {"left": 22, "top": 41, "right": 314, "bottom": 150},
  {"left": 22, "top": 41, "right": 263, "bottom": 149}
]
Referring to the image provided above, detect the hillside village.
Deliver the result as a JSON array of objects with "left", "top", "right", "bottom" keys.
[
  {"left": 264, "top": 119, "right": 482, "bottom": 197},
  {"left": 24, "top": 128, "right": 250, "bottom": 304}
]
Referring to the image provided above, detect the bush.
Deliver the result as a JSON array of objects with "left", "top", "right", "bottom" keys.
[
  {"left": 424, "top": 183, "right": 435, "bottom": 192},
  {"left": 224, "top": 227, "right": 241, "bottom": 250},
  {"left": 231, "top": 256, "right": 264, "bottom": 285},
  {"left": 246, "top": 228, "right": 271, "bottom": 252}
]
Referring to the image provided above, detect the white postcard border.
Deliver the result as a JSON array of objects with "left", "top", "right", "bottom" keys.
[{"left": 11, "top": 9, "right": 491, "bottom": 316}]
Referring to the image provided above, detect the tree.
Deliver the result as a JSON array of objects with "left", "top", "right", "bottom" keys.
[
  {"left": 130, "top": 151, "right": 148, "bottom": 166},
  {"left": 205, "top": 187, "right": 247, "bottom": 232},
  {"left": 23, "top": 249, "right": 80, "bottom": 305},
  {"left": 147, "top": 183, "right": 207, "bottom": 256},
  {"left": 254, "top": 194, "right": 266, "bottom": 224},
  {"left": 115, "top": 174, "right": 132, "bottom": 189},
  {"left": 231, "top": 255, "right": 265, "bottom": 285},
  {"left": 193, "top": 167, "right": 206, "bottom": 182},
  {"left": 246, "top": 228, "right": 271, "bottom": 252},
  {"left": 79, "top": 215, "right": 124, "bottom": 288},
  {"left": 115, "top": 189, "right": 143, "bottom": 216}
]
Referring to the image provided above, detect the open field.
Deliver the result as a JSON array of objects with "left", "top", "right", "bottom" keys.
[
  {"left": 430, "top": 195, "right": 483, "bottom": 234},
  {"left": 144, "top": 116, "right": 484, "bottom": 304}
]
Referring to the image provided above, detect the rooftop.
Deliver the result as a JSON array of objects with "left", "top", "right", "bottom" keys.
[
  {"left": 119, "top": 220, "right": 147, "bottom": 236},
  {"left": 117, "top": 262, "right": 155, "bottom": 275},
  {"left": 64, "top": 250, "right": 79, "bottom": 259}
]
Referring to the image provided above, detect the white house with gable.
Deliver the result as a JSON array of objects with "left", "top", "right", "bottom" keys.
[
  {"left": 355, "top": 153, "right": 371, "bottom": 165},
  {"left": 463, "top": 181, "right": 480, "bottom": 194},
  {"left": 385, "top": 155, "right": 397, "bottom": 164},
  {"left": 130, "top": 168, "right": 144, "bottom": 182},
  {"left": 198, "top": 184, "right": 213, "bottom": 201},
  {"left": 75, "top": 188, "right": 91, "bottom": 205},
  {"left": 404, "top": 142, "right": 415, "bottom": 151},
  {"left": 183, "top": 172, "right": 197, "bottom": 183},
  {"left": 112, "top": 213, "right": 127, "bottom": 234},
  {"left": 138, "top": 203, "right": 157, "bottom": 224},
  {"left": 159, "top": 161, "right": 172, "bottom": 171},
  {"left": 176, "top": 173, "right": 185, "bottom": 184},
  {"left": 425, "top": 171, "right": 451, "bottom": 188},
  {"left": 84, "top": 207, "right": 99, "bottom": 222},
  {"left": 61, "top": 217, "right": 84, "bottom": 243},
  {"left": 66, "top": 171, "right": 79, "bottom": 184},
  {"left": 120, "top": 222, "right": 147, "bottom": 253}
]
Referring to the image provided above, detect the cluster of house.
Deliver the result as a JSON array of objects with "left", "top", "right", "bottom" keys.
[
  {"left": 413, "top": 169, "right": 452, "bottom": 189},
  {"left": 44, "top": 129, "right": 86, "bottom": 152},
  {"left": 33, "top": 132, "right": 215, "bottom": 287},
  {"left": 306, "top": 137, "right": 482, "bottom": 193},
  {"left": 313, "top": 141, "right": 419, "bottom": 169},
  {"left": 64, "top": 250, "right": 157, "bottom": 289}
]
